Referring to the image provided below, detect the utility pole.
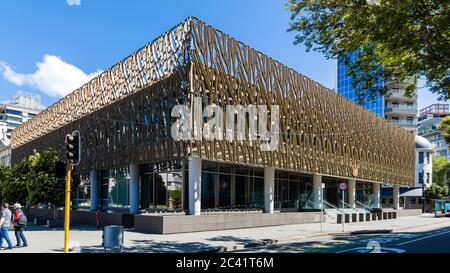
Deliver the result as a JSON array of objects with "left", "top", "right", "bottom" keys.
[
  {"left": 64, "top": 162, "right": 72, "bottom": 253},
  {"left": 64, "top": 131, "right": 81, "bottom": 253}
]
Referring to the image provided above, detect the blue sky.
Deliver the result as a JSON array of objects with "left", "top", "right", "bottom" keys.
[{"left": 0, "top": 0, "right": 444, "bottom": 109}]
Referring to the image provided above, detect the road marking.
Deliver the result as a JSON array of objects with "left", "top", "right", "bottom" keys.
[
  {"left": 397, "top": 230, "right": 450, "bottom": 246},
  {"left": 336, "top": 247, "right": 405, "bottom": 253}
]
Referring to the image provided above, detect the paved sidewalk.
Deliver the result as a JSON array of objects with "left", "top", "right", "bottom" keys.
[{"left": 2, "top": 214, "right": 449, "bottom": 253}]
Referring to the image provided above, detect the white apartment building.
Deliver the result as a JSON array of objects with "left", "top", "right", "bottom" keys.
[
  {"left": 384, "top": 80, "right": 418, "bottom": 134},
  {"left": 415, "top": 135, "right": 433, "bottom": 188},
  {"left": 0, "top": 91, "right": 45, "bottom": 166},
  {"left": 418, "top": 104, "right": 450, "bottom": 160}
]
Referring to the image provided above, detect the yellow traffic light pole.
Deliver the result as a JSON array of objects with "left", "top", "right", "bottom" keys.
[{"left": 64, "top": 161, "right": 72, "bottom": 253}]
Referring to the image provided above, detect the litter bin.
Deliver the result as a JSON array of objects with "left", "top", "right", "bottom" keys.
[{"left": 103, "top": 225, "right": 124, "bottom": 252}]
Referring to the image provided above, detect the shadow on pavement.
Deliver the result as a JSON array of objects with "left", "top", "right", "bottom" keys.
[{"left": 206, "top": 236, "right": 277, "bottom": 247}]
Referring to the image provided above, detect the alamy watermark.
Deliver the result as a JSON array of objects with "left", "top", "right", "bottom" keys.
[{"left": 171, "top": 96, "right": 280, "bottom": 151}]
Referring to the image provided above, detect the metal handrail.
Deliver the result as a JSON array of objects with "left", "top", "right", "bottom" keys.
[
  {"left": 355, "top": 200, "right": 375, "bottom": 211},
  {"left": 322, "top": 200, "right": 345, "bottom": 213}
]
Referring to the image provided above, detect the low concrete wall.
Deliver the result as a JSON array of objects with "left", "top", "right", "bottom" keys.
[
  {"left": 28, "top": 208, "right": 134, "bottom": 228},
  {"left": 135, "top": 212, "right": 322, "bottom": 234},
  {"left": 396, "top": 209, "right": 422, "bottom": 217}
]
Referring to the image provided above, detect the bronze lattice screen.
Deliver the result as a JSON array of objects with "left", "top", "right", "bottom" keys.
[{"left": 11, "top": 17, "right": 415, "bottom": 185}]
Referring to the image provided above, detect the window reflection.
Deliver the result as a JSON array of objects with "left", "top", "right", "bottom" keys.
[
  {"left": 140, "top": 161, "right": 183, "bottom": 211},
  {"left": 201, "top": 161, "right": 265, "bottom": 211}
]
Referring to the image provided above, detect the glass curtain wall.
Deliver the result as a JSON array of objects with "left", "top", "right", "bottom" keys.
[
  {"left": 322, "top": 177, "right": 349, "bottom": 207},
  {"left": 99, "top": 168, "right": 130, "bottom": 210},
  {"left": 356, "top": 181, "right": 374, "bottom": 207},
  {"left": 201, "top": 161, "right": 264, "bottom": 211},
  {"left": 274, "top": 171, "right": 313, "bottom": 211},
  {"left": 75, "top": 173, "right": 91, "bottom": 209},
  {"left": 140, "top": 160, "right": 184, "bottom": 211}
]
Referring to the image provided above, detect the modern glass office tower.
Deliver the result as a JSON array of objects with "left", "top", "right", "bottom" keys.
[
  {"left": 12, "top": 18, "right": 415, "bottom": 233},
  {"left": 337, "top": 51, "right": 385, "bottom": 117},
  {"left": 337, "top": 52, "right": 418, "bottom": 133}
]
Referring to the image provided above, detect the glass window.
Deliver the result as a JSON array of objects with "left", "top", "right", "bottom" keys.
[
  {"left": 6, "top": 122, "right": 19, "bottom": 128},
  {"left": 139, "top": 161, "right": 184, "bottom": 211},
  {"left": 252, "top": 177, "right": 264, "bottom": 209},
  {"left": 6, "top": 116, "right": 22, "bottom": 122},
  {"left": 235, "top": 175, "right": 249, "bottom": 207},
  {"left": 140, "top": 173, "right": 154, "bottom": 209},
  {"left": 419, "top": 152, "right": 424, "bottom": 164},
  {"left": 75, "top": 174, "right": 91, "bottom": 209},
  {"left": 219, "top": 163, "right": 234, "bottom": 174},
  {"left": 154, "top": 172, "right": 167, "bottom": 207},
  {"left": 167, "top": 170, "right": 183, "bottom": 209},
  {"left": 218, "top": 174, "right": 231, "bottom": 208},
  {"left": 419, "top": 171, "right": 424, "bottom": 184},
  {"left": 202, "top": 161, "right": 218, "bottom": 172},
  {"left": 5, "top": 109, "right": 22, "bottom": 116},
  {"left": 201, "top": 172, "right": 216, "bottom": 209},
  {"left": 99, "top": 170, "right": 110, "bottom": 209},
  {"left": 108, "top": 168, "right": 130, "bottom": 208}
]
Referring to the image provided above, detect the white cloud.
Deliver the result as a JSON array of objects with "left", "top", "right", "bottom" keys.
[
  {"left": 67, "top": 0, "right": 81, "bottom": 6},
  {"left": 0, "top": 55, "right": 102, "bottom": 97}
]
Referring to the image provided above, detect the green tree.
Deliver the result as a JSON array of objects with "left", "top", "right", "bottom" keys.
[
  {"left": 2, "top": 148, "right": 66, "bottom": 208},
  {"left": 432, "top": 155, "right": 450, "bottom": 187},
  {"left": 287, "top": 0, "right": 450, "bottom": 103},
  {"left": 28, "top": 149, "right": 65, "bottom": 207},
  {"left": 439, "top": 116, "right": 450, "bottom": 144},
  {"left": 425, "top": 183, "right": 449, "bottom": 200},
  {"left": 425, "top": 155, "right": 450, "bottom": 200}
]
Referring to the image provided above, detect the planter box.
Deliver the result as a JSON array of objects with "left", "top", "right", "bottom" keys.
[{"left": 34, "top": 218, "right": 48, "bottom": 225}]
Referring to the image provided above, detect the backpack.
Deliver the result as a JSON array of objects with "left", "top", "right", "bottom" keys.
[{"left": 17, "top": 209, "right": 27, "bottom": 226}]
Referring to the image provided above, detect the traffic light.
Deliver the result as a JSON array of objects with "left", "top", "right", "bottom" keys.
[{"left": 65, "top": 131, "right": 81, "bottom": 165}]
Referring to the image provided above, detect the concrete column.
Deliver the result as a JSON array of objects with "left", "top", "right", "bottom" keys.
[
  {"left": 188, "top": 156, "right": 202, "bottom": 215},
  {"left": 264, "top": 166, "right": 275, "bottom": 213},
  {"left": 393, "top": 184, "right": 400, "bottom": 210},
  {"left": 348, "top": 179, "right": 356, "bottom": 208},
  {"left": 129, "top": 164, "right": 140, "bottom": 214},
  {"left": 89, "top": 170, "right": 99, "bottom": 211},
  {"left": 312, "top": 174, "right": 323, "bottom": 209},
  {"left": 373, "top": 183, "right": 381, "bottom": 209}
]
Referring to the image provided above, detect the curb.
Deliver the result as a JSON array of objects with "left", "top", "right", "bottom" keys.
[{"left": 221, "top": 218, "right": 450, "bottom": 251}]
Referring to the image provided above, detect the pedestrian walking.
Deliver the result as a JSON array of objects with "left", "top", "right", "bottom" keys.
[
  {"left": 13, "top": 203, "right": 28, "bottom": 248},
  {"left": 0, "top": 203, "right": 13, "bottom": 250}
]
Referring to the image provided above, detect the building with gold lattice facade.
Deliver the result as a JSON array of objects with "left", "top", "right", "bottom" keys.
[{"left": 11, "top": 18, "right": 415, "bottom": 233}]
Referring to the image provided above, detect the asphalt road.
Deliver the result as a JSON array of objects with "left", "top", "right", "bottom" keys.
[{"left": 236, "top": 220, "right": 450, "bottom": 253}]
